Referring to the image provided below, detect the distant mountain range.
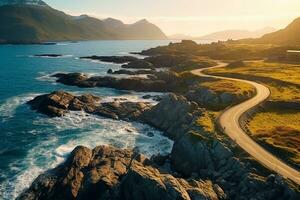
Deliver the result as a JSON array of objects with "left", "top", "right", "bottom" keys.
[
  {"left": 169, "top": 27, "right": 277, "bottom": 41},
  {"left": 0, "top": 0, "right": 167, "bottom": 43}
]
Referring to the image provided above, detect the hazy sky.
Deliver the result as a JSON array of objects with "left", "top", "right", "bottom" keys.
[{"left": 46, "top": 0, "right": 300, "bottom": 36}]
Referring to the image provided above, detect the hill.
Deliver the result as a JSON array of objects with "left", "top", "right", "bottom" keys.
[
  {"left": 256, "top": 17, "right": 300, "bottom": 45},
  {"left": 196, "top": 27, "right": 276, "bottom": 41},
  {"left": 0, "top": 1, "right": 167, "bottom": 43}
]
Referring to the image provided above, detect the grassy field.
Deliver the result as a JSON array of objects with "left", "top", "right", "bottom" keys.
[
  {"left": 247, "top": 109, "right": 300, "bottom": 168},
  {"left": 206, "top": 61, "right": 300, "bottom": 101},
  {"left": 199, "top": 79, "right": 255, "bottom": 96}
]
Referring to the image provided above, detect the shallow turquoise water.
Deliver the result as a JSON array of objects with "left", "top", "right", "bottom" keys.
[{"left": 0, "top": 40, "right": 175, "bottom": 199}]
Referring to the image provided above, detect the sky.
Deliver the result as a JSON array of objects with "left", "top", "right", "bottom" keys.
[{"left": 46, "top": 0, "right": 300, "bottom": 36}]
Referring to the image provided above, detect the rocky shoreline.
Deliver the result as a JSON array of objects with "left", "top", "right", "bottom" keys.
[
  {"left": 17, "top": 145, "right": 225, "bottom": 200},
  {"left": 18, "top": 41, "right": 300, "bottom": 199},
  {"left": 22, "top": 91, "right": 300, "bottom": 199}
]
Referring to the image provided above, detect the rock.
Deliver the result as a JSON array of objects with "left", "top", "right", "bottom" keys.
[
  {"left": 27, "top": 91, "right": 76, "bottom": 117},
  {"left": 28, "top": 91, "right": 152, "bottom": 120},
  {"left": 108, "top": 69, "right": 155, "bottom": 75},
  {"left": 54, "top": 73, "right": 91, "bottom": 87},
  {"left": 34, "top": 54, "right": 63, "bottom": 58},
  {"left": 122, "top": 59, "right": 154, "bottom": 69},
  {"left": 142, "top": 94, "right": 204, "bottom": 139},
  {"left": 186, "top": 88, "right": 241, "bottom": 110},
  {"left": 80, "top": 55, "right": 138, "bottom": 64},
  {"left": 147, "top": 132, "right": 154, "bottom": 137},
  {"left": 144, "top": 54, "right": 190, "bottom": 68},
  {"left": 150, "top": 154, "right": 169, "bottom": 166},
  {"left": 171, "top": 132, "right": 215, "bottom": 176},
  {"left": 18, "top": 145, "right": 223, "bottom": 200},
  {"left": 142, "top": 95, "right": 152, "bottom": 99},
  {"left": 17, "top": 146, "right": 93, "bottom": 200},
  {"left": 54, "top": 73, "right": 170, "bottom": 92},
  {"left": 107, "top": 69, "right": 113, "bottom": 74}
]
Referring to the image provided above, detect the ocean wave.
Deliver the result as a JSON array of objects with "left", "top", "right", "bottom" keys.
[
  {"left": 0, "top": 135, "right": 61, "bottom": 200},
  {"left": 0, "top": 111, "right": 173, "bottom": 199},
  {"left": 100, "top": 92, "right": 164, "bottom": 104},
  {"left": 48, "top": 111, "right": 173, "bottom": 157},
  {"left": 0, "top": 93, "right": 39, "bottom": 121},
  {"left": 79, "top": 57, "right": 123, "bottom": 66},
  {"left": 36, "top": 71, "right": 63, "bottom": 83}
]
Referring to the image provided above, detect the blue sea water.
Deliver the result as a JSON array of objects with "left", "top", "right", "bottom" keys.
[{"left": 0, "top": 40, "right": 176, "bottom": 199}]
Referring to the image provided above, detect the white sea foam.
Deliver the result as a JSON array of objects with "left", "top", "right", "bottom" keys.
[
  {"left": 101, "top": 92, "right": 164, "bottom": 104},
  {"left": 0, "top": 93, "right": 39, "bottom": 120},
  {"left": 118, "top": 52, "right": 148, "bottom": 59},
  {"left": 80, "top": 58, "right": 123, "bottom": 66},
  {"left": 36, "top": 71, "right": 64, "bottom": 83},
  {"left": 48, "top": 111, "right": 173, "bottom": 156},
  {"left": 0, "top": 111, "right": 173, "bottom": 199},
  {"left": 0, "top": 135, "right": 61, "bottom": 200}
]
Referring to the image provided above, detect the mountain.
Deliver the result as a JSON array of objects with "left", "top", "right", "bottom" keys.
[
  {"left": 0, "top": 1, "right": 167, "bottom": 43},
  {"left": 196, "top": 27, "right": 277, "bottom": 41},
  {"left": 255, "top": 18, "right": 300, "bottom": 45},
  {"left": 0, "top": 0, "right": 47, "bottom": 6}
]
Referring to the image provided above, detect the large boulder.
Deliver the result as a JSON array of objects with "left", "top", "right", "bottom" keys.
[
  {"left": 171, "top": 132, "right": 233, "bottom": 177},
  {"left": 142, "top": 94, "right": 203, "bottom": 139},
  {"left": 17, "top": 145, "right": 224, "bottom": 200}
]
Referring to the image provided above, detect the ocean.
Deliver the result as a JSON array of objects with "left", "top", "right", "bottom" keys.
[{"left": 0, "top": 40, "right": 178, "bottom": 199}]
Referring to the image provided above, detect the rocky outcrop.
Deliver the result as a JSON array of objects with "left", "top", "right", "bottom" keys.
[
  {"left": 186, "top": 88, "right": 254, "bottom": 110},
  {"left": 141, "top": 94, "right": 299, "bottom": 199},
  {"left": 54, "top": 73, "right": 169, "bottom": 92},
  {"left": 144, "top": 54, "right": 190, "bottom": 68},
  {"left": 52, "top": 71, "right": 188, "bottom": 92},
  {"left": 170, "top": 129, "right": 298, "bottom": 199},
  {"left": 27, "top": 91, "right": 151, "bottom": 120},
  {"left": 26, "top": 92, "right": 300, "bottom": 199},
  {"left": 121, "top": 59, "right": 154, "bottom": 69},
  {"left": 107, "top": 69, "right": 155, "bottom": 75},
  {"left": 141, "top": 94, "right": 204, "bottom": 140},
  {"left": 17, "top": 145, "right": 225, "bottom": 200},
  {"left": 80, "top": 56, "right": 138, "bottom": 64},
  {"left": 34, "top": 54, "right": 63, "bottom": 58}
]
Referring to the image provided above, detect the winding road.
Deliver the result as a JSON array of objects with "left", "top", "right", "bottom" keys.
[{"left": 191, "top": 62, "right": 300, "bottom": 185}]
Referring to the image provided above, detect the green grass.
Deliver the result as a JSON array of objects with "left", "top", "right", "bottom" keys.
[
  {"left": 199, "top": 79, "right": 255, "bottom": 96},
  {"left": 206, "top": 61, "right": 300, "bottom": 101},
  {"left": 196, "top": 111, "right": 217, "bottom": 133},
  {"left": 247, "top": 109, "right": 300, "bottom": 168},
  {"left": 171, "top": 56, "right": 217, "bottom": 73}
]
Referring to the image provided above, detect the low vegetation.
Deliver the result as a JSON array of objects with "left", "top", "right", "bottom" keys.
[
  {"left": 196, "top": 111, "right": 217, "bottom": 133},
  {"left": 199, "top": 79, "right": 255, "bottom": 96},
  {"left": 140, "top": 40, "right": 300, "bottom": 61},
  {"left": 206, "top": 61, "right": 300, "bottom": 101},
  {"left": 247, "top": 108, "right": 300, "bottom": 169}
]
